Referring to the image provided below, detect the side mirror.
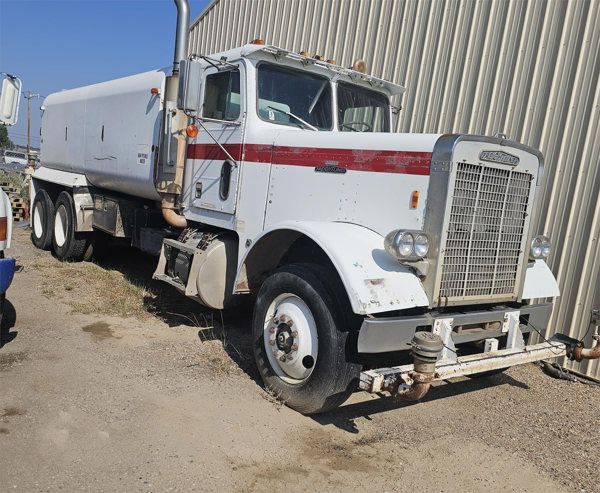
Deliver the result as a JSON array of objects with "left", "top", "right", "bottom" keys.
[
  {"left": 0, "top": 73, "right": 22, "bottom": 126},
  {"left": 177, "top": 59, "right": 203, "bottom": 115}
]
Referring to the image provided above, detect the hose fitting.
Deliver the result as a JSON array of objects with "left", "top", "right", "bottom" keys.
[{"left": 392, "top": 331, "right": 443, "bottom": 402}]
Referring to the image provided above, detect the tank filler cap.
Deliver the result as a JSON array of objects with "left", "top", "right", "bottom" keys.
[{"left": 411, "top": 331, "right": 443, "bottom": 360}]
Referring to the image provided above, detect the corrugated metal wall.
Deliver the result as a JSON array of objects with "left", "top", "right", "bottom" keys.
[{"left": 190, "top": 0, "right": 600, "bottom": 377}]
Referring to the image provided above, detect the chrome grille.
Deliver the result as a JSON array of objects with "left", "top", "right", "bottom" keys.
[{"left": 439, "top": 163, "right": 532, "bottom": 300}]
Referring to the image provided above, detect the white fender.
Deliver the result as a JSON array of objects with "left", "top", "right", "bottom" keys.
[
  {"left": 521, "top": 259, "right": 560, "bottom": 299},
  {"left": 238, "top": 221, "right": 430, "bottom": 315}
]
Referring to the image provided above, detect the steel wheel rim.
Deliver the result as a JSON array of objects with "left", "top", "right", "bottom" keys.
[
  {"left": 263, "top": 293, "right": 318, "bottom": 383},
  {"left": 54, "top": 205, "right": 68, "bottom": 248},
  {"left": 33, "top": 202, "right": 44, "bottom": 239}
]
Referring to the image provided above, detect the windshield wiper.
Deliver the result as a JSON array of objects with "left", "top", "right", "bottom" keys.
[{"left": 267, "top": 105, "right": 318, "bottom": 131}]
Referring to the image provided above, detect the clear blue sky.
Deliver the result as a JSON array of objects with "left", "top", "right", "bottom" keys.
[{"left": 0, "top": 0, "right": 211, "bottom": 148}]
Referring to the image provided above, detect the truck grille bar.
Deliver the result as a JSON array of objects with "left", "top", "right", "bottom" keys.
[{"left": 439, "top": 163, "right": 532, "bottom": 300}]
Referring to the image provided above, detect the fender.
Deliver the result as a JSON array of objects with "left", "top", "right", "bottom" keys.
[
  {"left": 236, "top": 220, "right": 430, "bottom": 315},
  {"left": 521, "top": 259, "right": 560, "bottom": 299}
]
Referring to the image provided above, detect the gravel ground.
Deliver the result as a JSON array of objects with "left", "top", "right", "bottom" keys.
[{"left": 1, "top": 226, "right": 599, "bottom": 492}]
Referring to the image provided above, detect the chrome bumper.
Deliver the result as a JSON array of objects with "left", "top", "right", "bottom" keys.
[{"left": 357, "top": 302, "right": 552, "bottom": 353}]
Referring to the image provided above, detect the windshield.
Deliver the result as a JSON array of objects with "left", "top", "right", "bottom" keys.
[
  {"left": 257, "top": 64, "right": 332, "bottom": 130},
  {"left": 337, "top": 82, "right": 390, "bottom": 132}
]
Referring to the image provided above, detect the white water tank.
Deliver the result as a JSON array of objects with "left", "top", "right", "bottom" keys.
[{"left": 41, "top": 69, "right": 167, "bottom": 201}]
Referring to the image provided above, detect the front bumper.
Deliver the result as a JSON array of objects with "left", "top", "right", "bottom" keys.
[
  {"left": 360, "top": 311, "right": 596, "bottom": 402},
  {"left": 360, "top": 335, "right": 576, "bottom": 397},
  {"left": 357, "top": 302, "right": 552, "bottom": 353}
]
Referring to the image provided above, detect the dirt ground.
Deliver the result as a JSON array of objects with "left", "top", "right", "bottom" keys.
[{"left": 1, "top": 225, "right": 599, "bottom": 492}]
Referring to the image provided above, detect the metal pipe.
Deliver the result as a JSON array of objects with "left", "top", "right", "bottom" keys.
[
  {"left": 157, "top": 0, "right": 190, "bottom": 229},
  {"left": 161, "top": 196, "right": 188, "bottom": 228},
  {"left": 159, "top": 108, "right": 188, "bottom": 229},
  {"left": 391, "top": 371, "right": 434, "bottom": 402},
  {"left": 173, "top": 0, "right": 190, "bottom": 75},
  {"left": 389, "top": 331, "right": 442, "bottom": 402}
]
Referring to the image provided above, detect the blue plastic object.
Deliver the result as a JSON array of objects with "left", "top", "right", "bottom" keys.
[{"left": 0, "top": 257, "right": 16, "bottom": 293}]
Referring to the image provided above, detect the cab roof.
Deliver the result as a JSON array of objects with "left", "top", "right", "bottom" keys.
[{"left": 193, "top": 43, "right": 406, "bottom": 97}]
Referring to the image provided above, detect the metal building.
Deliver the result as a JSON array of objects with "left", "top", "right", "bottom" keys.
[{"left": 189, "top": 0, "right": 600, "bottom": 377}]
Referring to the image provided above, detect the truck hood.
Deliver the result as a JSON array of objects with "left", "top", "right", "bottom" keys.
[{"left": 268, "top": 130, "right": 442, "bottom": 175}]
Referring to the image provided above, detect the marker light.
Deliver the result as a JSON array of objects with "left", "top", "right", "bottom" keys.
[
  {"left": 0, "top": 217, "right": 6, "bottom": 241},
  {"left": 299, "top": 51, "right": 309, "bottom": 57},
  {"left": 252, "top": 39, "right": 265, "bottom": 45},
  {"left": 150, "top": 88, "right": 160, "bottom": 95},
  {"left": 326, "top": 59, "right": 335, "bottom": 64},
  {"left": 410, "top": 190, "right": 420, "bottom": 209},
  {"left": 186, "top": 125, "right": 199, "bottom": 138},
  {"left": 313, "top": 55, "right": 324, "bottom": 61}
]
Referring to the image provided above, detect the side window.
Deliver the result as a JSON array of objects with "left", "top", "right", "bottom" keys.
[{"left": 202, "top": 70, "right": 241, "bottom": 121}]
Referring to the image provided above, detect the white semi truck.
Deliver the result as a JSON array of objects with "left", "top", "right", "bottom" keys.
[{"left": 29, "top": 1, "right": 600, "bottom": 413}]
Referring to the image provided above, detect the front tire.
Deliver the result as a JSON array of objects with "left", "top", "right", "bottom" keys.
[
  {"left": 252, "top": 264, "right": 361, "bottom": 414},
  {"left": 31, "top": 189, "right": 54, "bottom": 250},
  {"left": 52, "top": 191, "right": 89, "bottom": 262}
]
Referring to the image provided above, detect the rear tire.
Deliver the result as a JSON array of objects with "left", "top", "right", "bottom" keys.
[
  {"left": 52, "top": 191, "right": 89, "bottom": 262},
  {"left": 252, "top": 264, "right": 361, "bottom": 414},
  {"left": 31, "top": 189, "right": 54, "bottom": 250}
]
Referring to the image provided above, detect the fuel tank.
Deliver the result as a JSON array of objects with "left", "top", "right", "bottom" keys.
[{"left": 40, "top": 69, "right": 167, "bottom": 201}]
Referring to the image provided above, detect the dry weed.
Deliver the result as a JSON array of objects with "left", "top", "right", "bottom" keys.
[{"left": 34, "top": 256, "right": 153, "bottom": 318}]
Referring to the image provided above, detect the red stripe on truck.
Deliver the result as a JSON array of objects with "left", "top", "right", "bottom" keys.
[{"left": 187, "top": 143, "right": 432, "bottom": 175}]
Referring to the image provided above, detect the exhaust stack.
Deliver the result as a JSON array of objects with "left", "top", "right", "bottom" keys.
[
  {"left": 172, "top": 0, "right": 190, "bottom": 76},
  {"left": 158, "top": 0, "right": 190, "bottom": 228}
]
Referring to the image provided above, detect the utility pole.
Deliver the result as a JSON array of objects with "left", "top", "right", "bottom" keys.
[{"left": 23, "top": 90, "right": 41, "bottom": 163}]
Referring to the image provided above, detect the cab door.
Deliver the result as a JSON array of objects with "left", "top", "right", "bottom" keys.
[{"left": 187, "top": 64, "right": 244, "bottom": 215}]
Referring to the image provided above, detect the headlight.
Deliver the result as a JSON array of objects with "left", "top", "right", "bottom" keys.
[
  {"left": 541, "top": 236, "right": 552, "bottom": 259},
  {"left": 530, "top": 235, "right": 551, "bottom": 260},
  {"left": 384, "top": 230, "right": 429, "bottom": 260},
  {"left": 414, "top": 234, "right": 429, "bottom": 257}
]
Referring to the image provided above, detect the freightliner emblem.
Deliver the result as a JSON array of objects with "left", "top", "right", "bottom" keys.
[
  {"left": 479, "top": 150, "right": 520, "bottom": 166},
  {"left": 315, "top": 160, "right": 347, "bottom": 174}
]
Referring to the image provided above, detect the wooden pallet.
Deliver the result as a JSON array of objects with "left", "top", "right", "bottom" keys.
[{"left": 0, "top": 176, "right": 30, "bottom": 221}]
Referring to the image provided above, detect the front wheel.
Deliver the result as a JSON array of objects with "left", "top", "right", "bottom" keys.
[{"left": 252, "top": 264, "right": 361, "bottom": 414}]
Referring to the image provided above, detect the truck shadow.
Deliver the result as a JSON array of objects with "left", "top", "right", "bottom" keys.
[{"left": 0, "top": 299, "right": 17, "bottom": 348}]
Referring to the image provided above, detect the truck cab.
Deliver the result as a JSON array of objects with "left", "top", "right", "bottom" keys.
[{"left": 156, "top": 43, "right": 560, "bottom": 412}]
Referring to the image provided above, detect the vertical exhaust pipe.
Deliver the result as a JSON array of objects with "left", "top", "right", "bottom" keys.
[
  {"left": 159, "top": 0, "right": 190, "bottom": 228},
  {"left": 172, "top": 0, "right": 190, "bottom": 76}
]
